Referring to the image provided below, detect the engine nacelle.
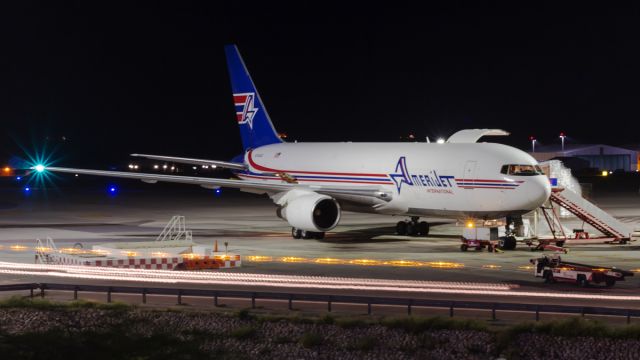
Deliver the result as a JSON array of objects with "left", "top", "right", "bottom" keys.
[{"left": 277, "top": 193, "right": 341, "bottom": 232}]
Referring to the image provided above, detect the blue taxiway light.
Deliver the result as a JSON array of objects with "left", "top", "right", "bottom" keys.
[
  {"left": 16, "top": 176, "right": 22, "bottom": 180},
  {"left": 24, "top": 187, "right": 30, "bottom": 192}
]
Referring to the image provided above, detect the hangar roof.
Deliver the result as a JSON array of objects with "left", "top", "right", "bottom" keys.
[{"left": 530, "top": 144, "right": 638, "bottom": 156}]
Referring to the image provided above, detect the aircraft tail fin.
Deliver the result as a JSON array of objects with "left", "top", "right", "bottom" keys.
[{"left": 224, "top": 45, "right": 282, "bottom": 151}]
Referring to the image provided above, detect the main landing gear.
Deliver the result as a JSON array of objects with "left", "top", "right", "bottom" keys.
[
  {"left": 396, "top": 217, "right": 430, "bottom": 237},
  {"left": 291, "top": 227, "right": 325, "bottom": 240}
]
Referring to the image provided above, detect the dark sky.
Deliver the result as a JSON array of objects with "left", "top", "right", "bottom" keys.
[{"left": 2, "top": 2, "right": 640, "bottom": 167}]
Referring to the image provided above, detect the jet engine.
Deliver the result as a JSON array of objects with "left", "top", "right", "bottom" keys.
[{"left": 277, "top": 193, "right": 341, "bottom": 232}]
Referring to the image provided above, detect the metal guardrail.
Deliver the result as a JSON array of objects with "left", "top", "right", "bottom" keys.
[{"left": 0, "top": 283, "right": 638, "bottom": 323}]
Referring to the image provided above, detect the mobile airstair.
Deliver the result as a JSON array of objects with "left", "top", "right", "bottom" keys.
[
  {"left": 533, "top": 160, "right": 634, "bottom": 246},
  {"left": 540, "top": 188, "right": 633, "bottom": 244},
  {"left": 550, "top": 188, "right": 632, "bottom": 242}
]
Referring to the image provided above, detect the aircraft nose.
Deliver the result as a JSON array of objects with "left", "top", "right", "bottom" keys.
[{"left": 527, "top": 176, "right": 551, "bottom": 208}]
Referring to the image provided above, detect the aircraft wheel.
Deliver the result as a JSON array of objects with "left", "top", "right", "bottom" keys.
[
  {"left": 555, "top": 240, "right": 565, "bottom": 247},
  {"left": 418, "top": 221, "right": 429, "bottom": 236},
  {"left": 605, "top": 278, "right": 616, "bottom": 287},
  {"left": 292, "top": 228, "right": 302, "bottom": 239},
  {"left": 301, "top": 230, "right": 313, "bottom": 239},
  {"left": 487, "top": 244, "right": 494, "bottom": 252},
  {"left": 460, "top": 244, "right": 468, "bottom": 251},
  {"left": 314, "top": 232, "right": 325, "bottom": 240},
  {"left": 407, "top": 222, "right": 418, "bottom": 236},
  {"left": 499, "top": 236, "right": 517, "bottom": 250},
  {"left": 396, "top": 221, "right": 408, "bottom": 235}
]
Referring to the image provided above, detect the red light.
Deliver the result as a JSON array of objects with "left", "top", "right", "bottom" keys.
[
  {"left": 560, "top": 132, "right": 565, "bottom": 137},
  {"left": 529, "top": 136, "right": 535, "bottom": 141}
]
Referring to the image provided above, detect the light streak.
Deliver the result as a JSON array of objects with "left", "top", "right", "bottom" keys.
[
  {"left": 0, "top": 261, "right": 639, "bottom": 301},
  {"left": 384, "top": 260, "right": 422, "bottom": 267},
  {"left": 482, "top": 264, "right": 502, "bottom": 270},
  {"left": 245, "top": 256, "right": 273, "bottom": 262},
  {"left": 348, "top": 259, "right": 383, "bottom": 266},
  {"left": 423, "top": 261, "right": 465, "bottom": 269},
  {"left": 0, "top": 261, "right": 512, "bottom": 292},
  {"left": 244, "top": 255, "right": 465, "bottom": 269},
  {"left": 314, "top": 258, "right": 344, "bottom": 265},
  {"left": 280, "top": 257, "right": 308, "bottom": 263}
]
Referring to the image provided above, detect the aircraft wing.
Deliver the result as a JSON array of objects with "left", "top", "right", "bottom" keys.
[
  {"left": 44, "top": 167, "right": 392, "bottom": 201},
  {"left": 130, "top": 153, "right": 246, "bottom": 170}
]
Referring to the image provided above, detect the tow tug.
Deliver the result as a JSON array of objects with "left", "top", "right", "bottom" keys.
[{"left": 530, "top": 255, "right": 633, "bottom": 287}]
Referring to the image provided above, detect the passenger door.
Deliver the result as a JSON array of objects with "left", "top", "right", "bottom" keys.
[{"left": 462, "top": 160, "right": 477, "bottom": 189}]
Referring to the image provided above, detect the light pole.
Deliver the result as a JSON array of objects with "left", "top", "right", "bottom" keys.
[
  {"left": 559, "top": 132, "right": 566, "bottom": 151},
  {"left": 529, "top": 136, "right": 537, "bottom": 152}
]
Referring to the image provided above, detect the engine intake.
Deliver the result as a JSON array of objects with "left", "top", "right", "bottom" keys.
[{"left": 277, "top": 193, "right": 341, "bottom": 232}]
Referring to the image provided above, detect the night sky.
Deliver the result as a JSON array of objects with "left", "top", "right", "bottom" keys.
[{"left": 2, "top": 2, "right": 640, "bottom": 167}]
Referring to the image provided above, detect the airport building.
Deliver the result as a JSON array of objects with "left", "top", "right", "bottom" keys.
[{"left": 529, "top": 144, "right": 639, "bottom": 172}]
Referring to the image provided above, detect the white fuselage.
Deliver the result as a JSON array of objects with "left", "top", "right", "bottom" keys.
[{"left": 236, "top": 142, "right": 551, "bottom": 220}]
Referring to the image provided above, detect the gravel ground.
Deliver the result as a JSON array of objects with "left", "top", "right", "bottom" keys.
[{"left": 1, "top": 307, "right": 639, "bottom": 359}]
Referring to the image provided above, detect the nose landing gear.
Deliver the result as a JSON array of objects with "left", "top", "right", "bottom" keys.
[{"left": 396, "top": 217, "right": 430, "bottom": 237}]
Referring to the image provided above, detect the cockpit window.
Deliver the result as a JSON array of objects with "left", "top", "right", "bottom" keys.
[{"left": 500, "top": 164, "right": 544, "bottom": 176}]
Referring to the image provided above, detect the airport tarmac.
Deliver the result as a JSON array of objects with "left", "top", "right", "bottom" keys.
[{"left": 0, "top": 185, "right": 639, "bottom": 308}]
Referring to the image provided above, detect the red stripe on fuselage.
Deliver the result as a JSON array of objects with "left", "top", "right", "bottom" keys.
[
  {"left": 458, "top": 186, "right": 515, "bottom": 189},
  {"left": 247, "top": 150, "right": 389, "bottom": 177},
  {"left": 455, "top": 179, "right": 524, "bottom": 183},
  {"left": 238, "top": 173, "right": 393, "bottom": 185}
]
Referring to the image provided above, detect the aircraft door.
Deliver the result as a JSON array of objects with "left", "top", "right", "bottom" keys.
[{"left": 462, "top": 160, "right": 477, "bottom": 189}]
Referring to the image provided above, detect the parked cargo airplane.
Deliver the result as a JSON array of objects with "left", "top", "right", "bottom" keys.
[{"left": 43, "top": 45, "right": 551, "bottom": 243}]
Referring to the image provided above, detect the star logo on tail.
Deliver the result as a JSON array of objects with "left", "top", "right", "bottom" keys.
[{"left": 233, "top": 92, "right": 259, "bottom": 129}]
